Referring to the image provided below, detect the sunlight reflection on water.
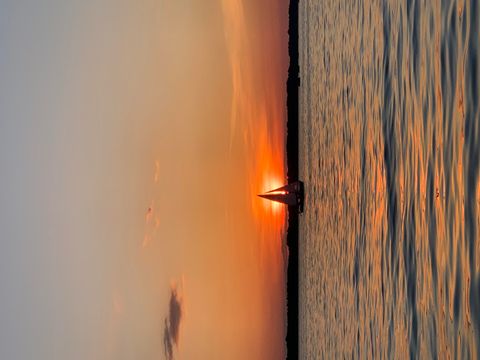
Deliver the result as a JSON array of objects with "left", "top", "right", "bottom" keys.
[{"left": 299, "top": 0, "right": 480, "bottom": 358}]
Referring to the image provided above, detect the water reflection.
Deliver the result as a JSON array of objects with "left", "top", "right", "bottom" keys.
[{"left": 299, "top": 0, "right": 480, "bottom": 357}]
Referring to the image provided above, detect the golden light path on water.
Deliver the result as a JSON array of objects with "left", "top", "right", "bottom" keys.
[{"left": 299, "top": 0, "right": 480, "bottom": 358}]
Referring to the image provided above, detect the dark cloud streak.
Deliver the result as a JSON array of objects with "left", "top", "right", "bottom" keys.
[
  {"left": 163, "top": 288, "right": 183, "bottom": 360},
  {"left": 163, "top": 318, "right": 173, "bottom": 360}
]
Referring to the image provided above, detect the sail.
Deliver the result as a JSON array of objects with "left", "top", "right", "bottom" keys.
[
  {"left": 257, "top": 181, "right": 304, "bottom": 213},
  {"left": 265, "top": 182, "right": 300, "bottom": 193},
  {"left": 258, "top": 193, "right": 298, "bottom": 206}
]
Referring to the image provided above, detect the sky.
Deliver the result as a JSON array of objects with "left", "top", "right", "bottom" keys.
[{"left": 0, "top": 0, "right": 289, "bottom": 359}]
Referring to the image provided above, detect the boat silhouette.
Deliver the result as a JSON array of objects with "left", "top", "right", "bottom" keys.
[{"left": 258, "top": 181, "right": 304, "bottom": 213}]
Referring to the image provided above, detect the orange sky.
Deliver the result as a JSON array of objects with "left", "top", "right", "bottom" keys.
[
  {"left": 158, "top": 0, "right": 289, "bottom": 358},
  {"left": 0, "top": 0, "right": 288, "bottom": 359}
]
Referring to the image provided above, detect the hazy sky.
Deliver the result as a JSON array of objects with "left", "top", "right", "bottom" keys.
[{"left": 0, "top": 0, "right": 288, "bottom": 359}]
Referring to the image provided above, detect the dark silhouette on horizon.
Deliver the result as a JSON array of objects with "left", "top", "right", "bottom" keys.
[
  {"left": 258, "top": 181, "right": 304, "bottom": 213},
  {"left": 285, "top": 0, "right": 299, "bottom": 359}
]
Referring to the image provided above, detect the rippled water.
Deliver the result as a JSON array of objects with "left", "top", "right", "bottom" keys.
[{"left": 298, "top": 0, "right": 480, "bottom": 357}]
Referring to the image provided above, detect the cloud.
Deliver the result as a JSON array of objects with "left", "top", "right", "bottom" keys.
[
  {"left": 220, "top": 0, "right": 251, "bottom": 153},
  {"left": 154, "top": 160, "right": 160, "bottom": 183},
  {"left": 163, "top": 287, "right": 183, "bottom": 360},
  {"left": 163, "top": 318, "right": 173, "bottom": 360},
  {"left": 142, "top": 234, "right": 152, "bottom": 248},
  {"left": 168, "top": 289, "right": 182, "bottom": 343}
]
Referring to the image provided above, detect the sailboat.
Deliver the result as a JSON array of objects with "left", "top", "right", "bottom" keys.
[{"left": 258, "top": 181, "right": 304, "bottom": 213}]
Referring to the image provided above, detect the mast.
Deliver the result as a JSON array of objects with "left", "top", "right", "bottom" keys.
[
  {"left": 265, "top": 182, "right": 301, "bottom": 193},
  {"left": 258, "top": 193, "right": 298, "bottom": 206}
]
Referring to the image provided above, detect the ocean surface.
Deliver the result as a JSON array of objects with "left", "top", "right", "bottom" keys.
[{"left": 298, "top": 0, "right": 480, "bottom": 358}]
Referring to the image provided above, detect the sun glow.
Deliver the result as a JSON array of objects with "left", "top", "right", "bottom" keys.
[
  {"left": 259, "top": 177, "right": 286, "bottom": 213},
  {"left": 220, "top": 0, "right": 288, "bottom": 357}
]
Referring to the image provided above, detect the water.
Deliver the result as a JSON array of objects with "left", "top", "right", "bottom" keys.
[{"left": 298, "top": 0, "right": 480, "bottom": 358}]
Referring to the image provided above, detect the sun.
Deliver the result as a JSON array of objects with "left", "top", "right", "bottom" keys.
[{"left": 259, "top": 176, "right": 286, "bottom": 213}]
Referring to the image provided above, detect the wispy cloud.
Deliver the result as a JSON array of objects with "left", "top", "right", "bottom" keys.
[
  {"left": 221, "top": 0, "right": 287, "bottom": 222},
  {"left": 163, "top": 287, "right": 183, "bottom": 360},
  {"left": 154, "top": 160, "right": 160, "bottom": 183},
  {"left": 163, "top": 318, "right": 173, "bottom": 360},
  {"left": 220, "top": 0, "right": 252, "bottom": 153}
]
